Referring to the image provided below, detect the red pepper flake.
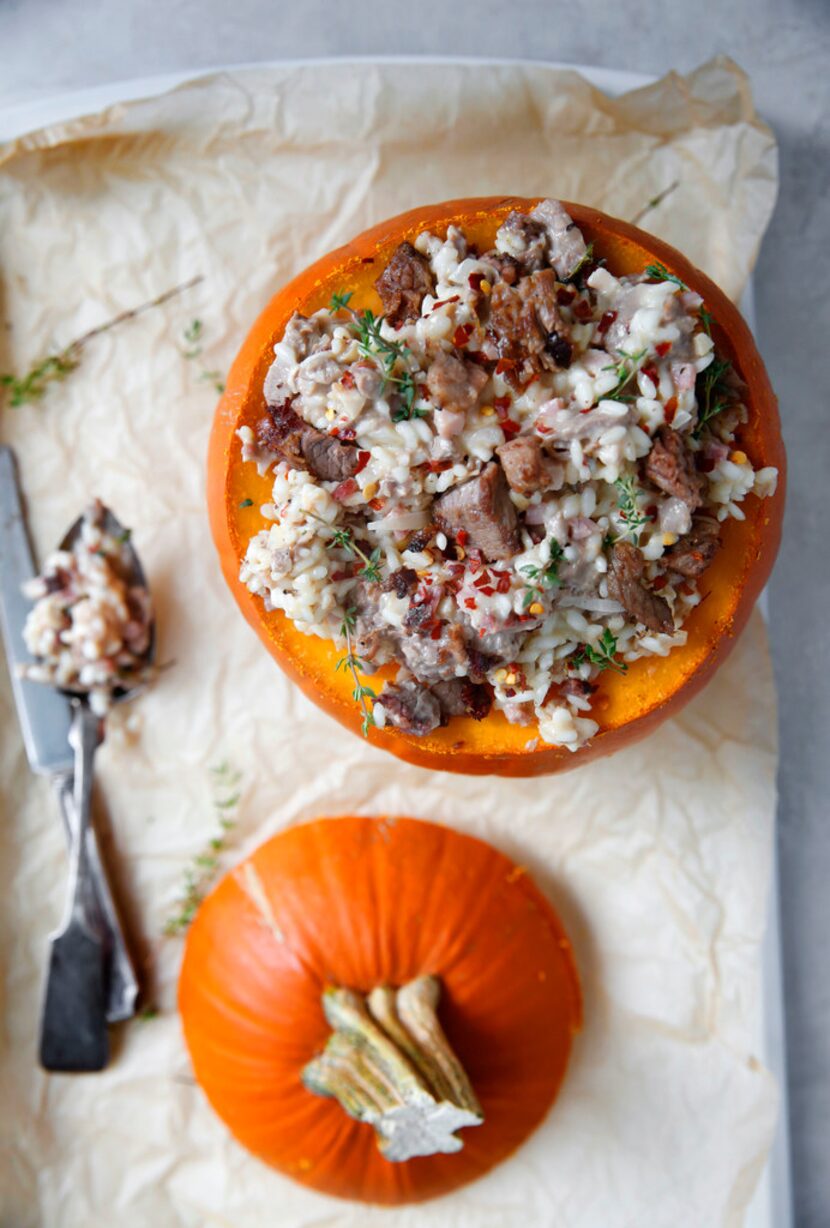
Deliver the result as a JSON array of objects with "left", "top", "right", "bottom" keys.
[
  {"left": 473, "top": 573, "right": 492, "bottom": 589},
  {"left": 597, "top": 310, "right": 617, "bottom": 337},
  {"left": 652, "top": 574, "right": 669, "bottom": 591},
  {"left": 493, "top": 395, "right": 512, "bottom": 416},
  {"left": 556, "top": 286, "right": 576, "bottom": 306},
  {"left": 646, "top": 504, "right": 658, "bottom": 519},
  {"left": 642, "top": 363, "right": 660, "bottom": 387},
  {"left": 573, "top": 298, "right": 594, "bottom": 322},
  {"left": 430, "top": 622, "right": 443, "bottom": 640},
  {"left": 496, "top": 573, "right": 511, "bottom": 594},
  {"left": 537, "top": 422, "right": 552, "bottom": 435},
  {"left": 501, "top": 418, "right": 521, "bottom": 439},
  {"left": 464, "top": 597, "right": 477, "bottom": 610},
  {"left": 369, "top": 497, "right": 385, "bottom": 511},
  {"left": 453, "top": 323, "right": 474, "bottom": 348},
  {"left": 494, "top": 359, "right": 514, "bottom": 376},
  {"left": 340, "top": 370, "right": 356, "bottom": 389},
  {"left": 354, "top": 450, "right": 371, "bottom": 474},
  {"left": 505, "top": 688, "right": 516, "bottom": 699},
  {"left": 456, "top": 529, "right": 469, "bottom": 546},
  {"left": 426, "top": 458, "right": 452, "bottom": 473},
  {"left": 664, "top": 395, "right": 679, "bottom": 424},
  {"left": 332, "top": 478, "right": 358, "bottom": 502},
  {"left": 698, "top": 457, "right": 716, "bottom": 473},
  {"left": 677, "top": 581, "right": 695, "bottom": 597},
  {"left": 433, "top": 294, "right": 461, "bottom": 310},
  {"left": 468, "top": 272, "right": 484, "bottom": 291},
  {"left": 655, "top": 341, "right": 672, "bottom": 357},
  {"left": 418, "top": 382, "right": 429, "bottom": 398},
  {"left": 479, "top": 585, "right": 495, "bottom": 597}
]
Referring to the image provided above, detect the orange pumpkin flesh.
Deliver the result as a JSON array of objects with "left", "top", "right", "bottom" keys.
[
  {"left": 178, "top": 816, "right": 582, "bottom": 1204},
  {"left": 207, "top": 198, "right": 785, "bottom": 775}
]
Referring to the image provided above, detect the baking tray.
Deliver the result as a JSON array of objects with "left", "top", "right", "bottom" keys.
[{"left": 0, "top": 57, "right": 792, "bottom": 1228}]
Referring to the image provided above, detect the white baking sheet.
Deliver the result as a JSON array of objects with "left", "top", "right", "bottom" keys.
[{"left": 0, "top": 57, "right": 792, "bottom": 1228}]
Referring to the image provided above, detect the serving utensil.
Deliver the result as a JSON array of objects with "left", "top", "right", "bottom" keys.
[{"left": 36, "top": 502, "right": 155, "bottom": 1071}]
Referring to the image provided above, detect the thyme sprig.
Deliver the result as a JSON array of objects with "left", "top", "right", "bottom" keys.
[
  {"left": 602, "top": 348, "right": 647, "bottom": 403},
  {"left": 644, "top": 261, "right": 688, "bottom": 291},
  {"left": 565, "top": 242, "right": 595, "bottom": 283},
  {"left": 163, "top": 761, "right": 242, "bottom": 936},
  {"left": 631, "top": 179, "right": 680, "bottom": 226},
  {"left": 520, "top": 540, "right": 564, "bottom": 609},
  {"left": 613, "top": 475, "right": 649, "bottom": 544},
  {"left": 337, "top": 608, "right": 376, "bottom": 736},
  {"left": 694, "top": 356, "right": 734, "bottom": 438},
  {"left": 572, "top": 628, "right": 628, "bottom": 675},
  {"left": 0, "top": 275, "right": 204, "bottom": 408},
  {"left": 181, "top": 318, "right": 226, "bottom": 393},
  {"left": 329, "top": 293, "right": 425, "bottom": 423},
  {"left": 309, "top": 513, "right": 383, "bottom": 583}
]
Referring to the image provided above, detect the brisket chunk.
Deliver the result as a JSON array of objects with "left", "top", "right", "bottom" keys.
[
  {"left": 496, "top": 435, "right": 552, "bottom": 495},
  {"left": 494, "top": 211, "right": 548, "bottom": 272},
  {"left": 380, "top": 680, "right": 441, "bottom": 737},
  {"left": 645, "top": 428, "right": 704, "bottom": 511},
  {"left": 433, "top": 462, "right": 520, "bottom": 562},
  {"left": 256, "top": 400, "right": 359, "bottom": 482},
  {"left": 426, "top": 352, "right": 488, "bottom": 413},
  {"left": 664, "top": 517, "right": 721, "bottom": 578},
  {"left": 606, "top": 541, "right": 674, "bottom": 634},
  {"left": 375, "top": 242, "right": 434, "bottom": 327},
  {"left": 488, "top": 270, "right": 572, "bottom": 372},
  {"left": 432, "top": 678, "right": 492, "bottom": 722}
]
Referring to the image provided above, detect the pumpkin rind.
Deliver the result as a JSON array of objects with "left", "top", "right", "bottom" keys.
[
  {"left": 207, "top": 198, "right": 786, "bottom": 775},
  {"left": 178, "top": 816, "right": 582, "bottom": 1204}
]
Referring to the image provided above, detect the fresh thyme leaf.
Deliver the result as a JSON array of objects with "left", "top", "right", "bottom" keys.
[
  {"left": 330, "top": 290, "right": 354, "bottom": 312},
  {"left": 163, "top": 761, "right": 242, "bottom": 936},
  {"left": 115, "top": 528, "right": 132, "bottom": 544},
  {"left": 183, "top": 318, "right": 203, "bottom": 346},
  {"left": 520, "top": 540, "right": 563, "bottom": 607},
  {"left": 312, "top": 516, "right": 383, "bottom": 584},
  {"left": 699, "top": 306, "right": 713, "bottom": 336},
  {"left": 200, "top": 368, "right": 225, "bottom": 393},
  {"left": 694, "top": 355, "right": 733, "bottom": 438},
  {"left": 613, "top": 475, "right": 649, "bottom": 544},
  {"left": 644, "top": 262, "right": 688, "bottom": 291},
  {"left": 565, "top": 242, "right": 595, "bottom": 283},
  {"left": 359, "top": 546, "right": 383, "bottom": 584},
  {"left": 602, "top": 348, "right": 647, "bottom": 403},
  {"left": 339, "top": 607, "right": 376, "bottom": 737},
  {"left": 238, "top": 498, "right": 254, "bottom": 508},
  {"left": 1, "top": 276, "right": 204, "bottom": 409},
  {"left": 353, "top": 309, "right": 422, "bottom": 419},
  {"left": 572, "top": 628, "right": 628, "bottom": 675}
]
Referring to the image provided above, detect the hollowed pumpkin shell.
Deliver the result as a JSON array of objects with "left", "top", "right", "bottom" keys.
[{"left": 207, "top": 198, "right": 785, "bottom": 775}]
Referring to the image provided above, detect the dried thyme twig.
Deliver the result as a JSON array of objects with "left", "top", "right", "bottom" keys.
[
  {"left": 0, "top": 275, "right": 204, "bottom": 407},
  {"left": 163, "top": 761, "right": 242, "bottom": 935}
]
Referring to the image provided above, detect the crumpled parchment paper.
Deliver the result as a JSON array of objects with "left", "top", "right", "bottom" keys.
[{"left": 0, "top": 57, "right": 779, "bottom": 1228}]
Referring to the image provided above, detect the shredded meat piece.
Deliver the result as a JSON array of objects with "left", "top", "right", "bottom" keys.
[
  {"left": 434, "top": 462, "right": 520, "bottom": 562},
  {"left": 488, "top": 270, "right": 572, "bottom": 373},
  {"left": 529, "top": 199, "right": 587, "bottom": 280},
  {"left": 606, "top": 541, "right": 674, "bottom": 633},
  {"left": 380, "top": 680, "right": 441, "bottom": 736},
  {"left": 645, "top": 427, "right": 704, "bottom": 511},
  {"left": 494, "top": 211, "right": 548, "bottom": 271},
  {"left": 426, "top": 352, "right": 488, "bottom": 414},
  {"left": 432, "top": 678, "right": 492, "bottom": 722},
  {"left": 375, "top": 242, "right": 434, "bottom": 327},
  {"left": 496, "top": 435, "right": 560, "bottom": 495},
  {"left": 664, "top": 517, "right": 721, "bottom": 578},
  {"left": 256, "top": 400, "right": 359, "bottom": 482},
  {"left": 482, "top": 250, "right": 523, "bottom": 285}
]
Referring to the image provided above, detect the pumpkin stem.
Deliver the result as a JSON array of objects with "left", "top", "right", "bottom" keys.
[{"left": 302, "top": 975, "right": 483, "bottom": 1162}]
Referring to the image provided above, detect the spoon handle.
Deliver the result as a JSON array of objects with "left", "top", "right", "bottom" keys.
[{"left": 39, "top": 704, "right": 110, "bottom": 1072}]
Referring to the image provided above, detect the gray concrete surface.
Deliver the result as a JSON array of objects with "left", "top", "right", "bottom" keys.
[{"left": 0, "top": 1, "right": 827, "bottom": 1223}]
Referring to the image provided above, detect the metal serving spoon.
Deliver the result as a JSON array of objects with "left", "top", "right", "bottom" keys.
[{"left": 39, "top": 506, "right": 155, "bottom": 1073}]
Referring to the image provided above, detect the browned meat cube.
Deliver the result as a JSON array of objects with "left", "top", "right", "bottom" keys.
[
  {"left": 426, "top": 352, "right": 488, "bottom": 413},
  {"left": 432, "top": 678, "right": 492, "bottom": 722},
  {"left": 496, "top": 435, "right": 555, "bottom": 495},
  {"left": 606, "top": 541, "right": 674, "bottom": 634},
  {"left": 433, "top": 462, "right": 520, "bottom": 562},
  {"left": 300, "top": 431, "right": 360, "bottom": 482},
  {"left": 488, "top": 270, "right": 572, "bottom": 371},
  {"left": 255, "top": 399, "right": 359, "bottom": 482},
  {"left": 644, "top": 428, "right": 704, "bottom": 511},
  {"left": 375, "top": 242, "right": 434, "bottom": 327},
  {"left": 380, "top": 680, "right": 442, "bottom": 736},
  {"left": 665, "top": 517, "right": 721, "bottom": 578}
]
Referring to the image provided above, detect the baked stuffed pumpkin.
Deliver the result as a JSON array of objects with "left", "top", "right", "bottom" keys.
[{"left": 207, "top": 198, "right": 784, "bottom": 775}]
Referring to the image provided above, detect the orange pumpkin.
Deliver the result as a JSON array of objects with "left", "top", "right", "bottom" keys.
[
  {"left": 178, "top": 815, "right": 582, "bottom": 1204},
  {"left": 207, "top": 198, "right": 785, "bottom": 775}
]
